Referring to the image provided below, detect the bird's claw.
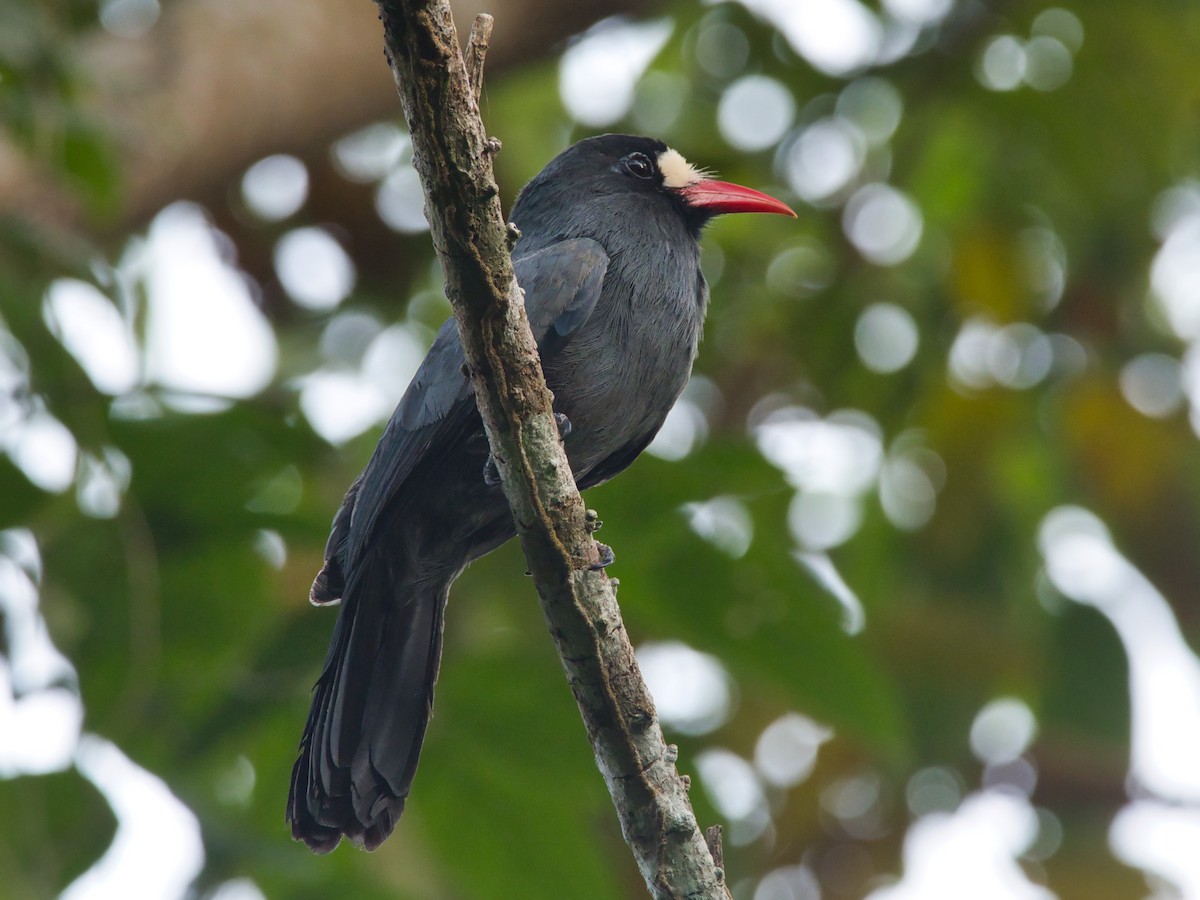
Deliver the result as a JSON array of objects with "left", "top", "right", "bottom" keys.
[
  {"left": 483, "top": 452, "right": 501, "bottom": 487},
  {"left": 589, "top": 542, "right": 615, "bottom": 570},
  {"left": 554, "top": 412, "right": 572, "bottom": 442}
]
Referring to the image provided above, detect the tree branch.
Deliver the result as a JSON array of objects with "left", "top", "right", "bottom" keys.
[{"left": 374, "top": 2, "right": 729, "bottom": 896}]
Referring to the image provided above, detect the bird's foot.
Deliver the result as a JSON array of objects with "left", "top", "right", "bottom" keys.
[
  {"left": 589, "top": 542, "right": 615, "bottom": 571},
  {"left": 483, "top": 452, "right": 501, "bottom": 487},
  {"left": 554, "top": 412, "right": 572, "bottom": 442}
]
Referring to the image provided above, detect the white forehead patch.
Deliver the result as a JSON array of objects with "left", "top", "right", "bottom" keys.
[{"left": 657, "top": 147, "right": 705, "bottom": 189}]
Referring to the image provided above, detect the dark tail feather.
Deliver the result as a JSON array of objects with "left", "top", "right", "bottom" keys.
[{"left": 288, "top": 559, "right": 448, "bottom": 853}]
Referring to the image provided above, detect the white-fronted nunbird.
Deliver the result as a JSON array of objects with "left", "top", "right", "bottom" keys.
[{"left": 288, "top": 134, "right": 795, "bottom": 852}]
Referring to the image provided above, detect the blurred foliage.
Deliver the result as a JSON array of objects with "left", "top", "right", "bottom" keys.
[{"left": 2, "top": 1, "right": 1200, "bottom": 898}]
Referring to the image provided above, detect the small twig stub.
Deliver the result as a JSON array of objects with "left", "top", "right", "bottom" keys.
[{"left": 466, "top": 13, "right": 493, "bottom": 105}]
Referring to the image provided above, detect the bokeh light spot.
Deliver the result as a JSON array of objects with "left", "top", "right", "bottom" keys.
[
  {"left": 1120, "top": 353, "right": 1184, "bottom": 418},
  {"left": 43, "top": 279, "right": 139, "bottom": 396},
  {"left": 881, "top": 0, "right": 953, "bottom": 27},
  {"left": 1150, "top": 201, "right": 1200, "bottom": 341},
  {"left": 855, "top": 302, "right": 919, "bottom": 373},
  {"left": 632, "top": 71, "right": 687, "bottom": 135},
  {"left": 209, "top": 879, "right": 268, "bottom": 900},
  {"left": 98, "top": 0, "right": 159, "bottom": 38},
  {"left": 559, "top": 18, "right": 673, "bottom": 127},
  {"left": 736, "top": 0, "right": 881, "bottom": 77},
  {"left": 214, "top": 755, "right": 257, "bottom": 807},
  {"left": 142, "top": 203, "right": 277, "bottom": 398},
  {"left": 821, "top": 772, "right": 884, "bottom": 839},
  {"left": 694, "top": 20, "right": 750, "bottom": 79},
  {"left": 252, "top": 530, "right": 287, "bottom": 570},
  {"left": 363, "top": 324, "right": 429, "bottom": 408},
  {"left": 274, "top": 227, "right": 356, "bottom": 311},
  {"left": 879, "top": 452, "right": 938, "bottom": 529},
  {"left": 333, "top": 123, "right": 410, "bottom": 183},
  {"left": 1040, "top": 506, "right": 1200, "bottom": 803},
  {"left": 906, "top": 766, "right": 965, "bottom": 817},
  {"left": 1023, "top": 36, "right": 1073, "bottom": 92},
  {"left": 1019, "top": 226, "right": 1068, "bottom": 309},
  {"left": 241, "top": 154, "right": 308, "bottom": 221},
  {"left": 843, "top": 183, "right": 923, "bottom": 265},
  {"left": 754, "top": 712, "right": 833, "bottom": 788},
  {"left": 789, "top": 491, "right": 862, "bottom": 550},
  {"left": 299, "top": 371, "right": 389, "bottom": 445},
  {"left": 246, "top": 465, "right": 303, "bottom": 516},
  {"left": 868, "top": 791, "right": 1050, "bottom": 900},
  {"left": 977, "top": 36, "right": 1026, "bottom": 91},
  {"left": 784, "top": 117, "right": 866, "bottom": 204},
  {"left": 77, "top": 447, "right": 131, "bottom": 519},
  {"left": 970, "top": 698, "right": 1038, "bottom": 766},
  {"left": 795, "top": 550, "right": 866, "bottom": 633},
  {"left": 5, "top": 410, "right": 77, "bottom": 494},
  {"left": 61, "top": 736, "right": 204, "bottom": 900},
  {"left": 319, "top": 312, "right": 383, "bottom": 366},
  {"left": 637, "top": 641, "right": 733, "bottom": 735},
  {"left": 756, "top": 407, "right": 883, "bottom": 495},
  {"left": 718, "top": 75, "right": 796, "bottom": 152},
  {"left": 696, "top": 748, "right": 771, "bottom": 843},
  {"left": 766, "top": 241, "right": 836, "bottom": 296},
  {"left": 376, "top": 165, "right": 430, "bottom": 234},
  {"left": 754, "top": 865, "right": 822, "bottom": 900},
  {"left": 647, "top": 397, "right": 708, "bottom": 461},
  {"left": 982, "top": 756, "right": 1038, "bottom": 796},
  {"left": 948, "top": 318, "right": 1054, "bottom": 391},
  {"left": 1025, "top": 807, "right": 1063, "bottom": 862},
  {"left": 683, "top": 496, "right": 754, "bottom": 558},
  {"left": 837, "top": 76, "right": 904, "bottom": 145},
  {"left": 1111, "top": 802, "right": 1200, "bottom": 898},
  {"left": 1032, "top": 8, "right": 1084, "bottom": 53}
]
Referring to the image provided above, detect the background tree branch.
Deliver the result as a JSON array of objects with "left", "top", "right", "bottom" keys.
[
  {"left": 375, "top": 1, "right": 728, "bottom": 895},
  {"left": 0, "top": 0, "right": 663, "bottom": 238}
]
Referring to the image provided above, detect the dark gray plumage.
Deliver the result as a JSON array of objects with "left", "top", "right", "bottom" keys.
[{"left": 287, "top": 134, "right": 793, "bottom": 852}]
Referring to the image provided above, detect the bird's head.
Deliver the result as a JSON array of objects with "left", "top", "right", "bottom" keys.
[{"left": 511, "top": 134, "right": 795, "bottom": 241}]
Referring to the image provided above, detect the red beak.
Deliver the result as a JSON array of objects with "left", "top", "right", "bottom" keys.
[{"left": 676, "top": 179, "right": 796, "bottom": 218}]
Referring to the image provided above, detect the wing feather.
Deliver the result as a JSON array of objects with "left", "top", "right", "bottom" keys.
[{"left": 322, "top": 238, "right": 609, "bottom": 586}]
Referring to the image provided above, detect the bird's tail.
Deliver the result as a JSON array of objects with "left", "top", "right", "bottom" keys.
[{"left": 287, "top": 557, "right": 449, "bottom": 853}]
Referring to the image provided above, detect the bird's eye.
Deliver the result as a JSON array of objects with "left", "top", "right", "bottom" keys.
[{"left": 622, "top": 152, "right": 656, "bottom": 180}]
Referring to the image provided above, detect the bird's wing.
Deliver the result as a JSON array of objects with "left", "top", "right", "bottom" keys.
[
  {"left": 520, "top": 237, "right": 609, "bottom": 360},
  {"left": 390, "top": 237, "right": 609, "bottom": 431},
  {"left": 319, "top": 238, "right": 609, "bottom": 587}
]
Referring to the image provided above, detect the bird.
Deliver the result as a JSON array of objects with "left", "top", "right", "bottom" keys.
[{"left": 287, "top": 133, "right": 795, "bottom": 853}]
